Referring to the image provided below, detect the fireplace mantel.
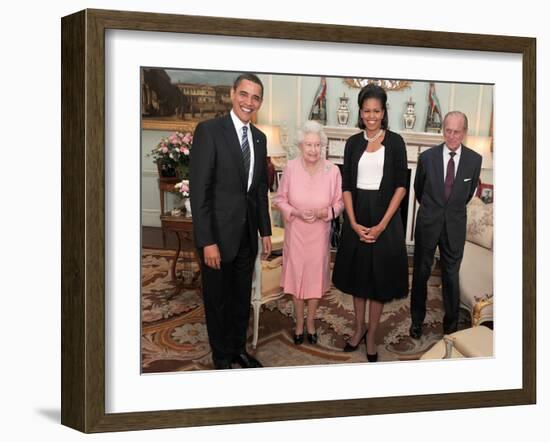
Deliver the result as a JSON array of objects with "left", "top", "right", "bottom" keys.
[
  {"left": 324, "top": 126, "right": 444, "bottom": 164},
  {"left": 323, "top": 126, "right": 444, "bottom": 246}
]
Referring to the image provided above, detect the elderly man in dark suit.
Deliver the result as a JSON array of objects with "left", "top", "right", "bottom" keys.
[
  {"left": 410, "top": 111, "right": 482, "bottom": 338},
  {"left": 190, "top": 73, "right": 272, "bottom": 369}
]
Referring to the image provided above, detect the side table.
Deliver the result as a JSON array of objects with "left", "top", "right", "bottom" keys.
[
  {"left": 160, "top": 214, "right": 201, "bottom": 293},
  {"left": 157, "top": 176, "right": 180, "bottom": 246}
]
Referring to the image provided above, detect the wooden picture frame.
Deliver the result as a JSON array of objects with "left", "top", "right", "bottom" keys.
[{"left": 61, "top": 8, "right": 536, "bottom": 433}]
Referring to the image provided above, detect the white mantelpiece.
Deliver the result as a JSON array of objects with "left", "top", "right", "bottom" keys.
[
  {"left": 324, "top": 126, "right": 445, "bottom": 246},
  {"left": 324, "top": 126, "right": 444, "bottom": 165}
]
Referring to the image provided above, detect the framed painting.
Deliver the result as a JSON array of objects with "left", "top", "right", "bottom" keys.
[
  {"left": 141, "top": 68, "right": 237, "bottom": 132},
  {"left": 61, "top": 8, "right": 536, "bottom": 433}
]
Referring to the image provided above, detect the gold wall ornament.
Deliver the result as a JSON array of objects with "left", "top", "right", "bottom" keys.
[{"left": 344, "top": 78, "right": 412, "bottom": 91}]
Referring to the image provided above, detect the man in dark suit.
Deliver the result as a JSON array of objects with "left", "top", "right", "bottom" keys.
[
  {"left": 190, "top": 73, "right": 272, "bottom": 369},
  {"left": 410, "top": 111, "right": 482, "bottom": 338}
]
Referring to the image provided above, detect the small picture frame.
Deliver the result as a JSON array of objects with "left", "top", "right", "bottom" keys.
[{"left": 477, "top": 182, "right": 495, "bottom": 204}]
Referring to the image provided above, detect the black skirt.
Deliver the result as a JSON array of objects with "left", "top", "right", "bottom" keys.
[{"left": 332, "top": 189, "right": 408, "bottom": 302}]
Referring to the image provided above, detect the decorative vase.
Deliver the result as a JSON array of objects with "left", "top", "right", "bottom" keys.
[
  {"left": 308, "top": 77, "right": 327, "bottom": 126},
  {"left": 159, "top": 161, "right": 177, "bottom": 178},
  {"left": 336, "top": 93, "right": 350, "bottom": 126},
  {"left": 424, "top": 82, "right": 443, "bottom": 133},
  {"left": 403, "top": 97, "right": 417, "bottom": 131},
  {"left": 183, "top": 198, "right": 192, "bottom": 218}
]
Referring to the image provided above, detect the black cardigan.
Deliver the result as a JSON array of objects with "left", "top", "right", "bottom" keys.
[{"left": 341, "top": 129, "right": 408, "bottom": 208}]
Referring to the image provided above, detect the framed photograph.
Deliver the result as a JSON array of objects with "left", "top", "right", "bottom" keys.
[
  {"left": 481, "top": 187, "right": 494, "bottom": 204},
  {"left": 327, "top": 138, "right": 347, "bottom": 162},
  {"left": 477, "top": 182, "right": 495, "bottom": 204},
  {"left": 61, "top": 9, "right": 536, "bottom": 433},
  {"left": 141, "top": 68, "right": 493, "bottom": 373}
]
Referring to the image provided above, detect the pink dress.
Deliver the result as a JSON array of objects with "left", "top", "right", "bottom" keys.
[{"left": 275, "top": 158, "right": 344, "bottom": 299}]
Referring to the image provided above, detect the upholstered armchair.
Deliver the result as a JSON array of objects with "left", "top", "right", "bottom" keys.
[
  {"left": 269, "top": 192, "right": 285, "bottom": 252},
  {"left": 420, "top": 325, "right": 493, "bottom": 359},
  {"left": 459, "top": 197, "right": 494, "bottom": 326},
  {"left": 250, "top": 239, "right": 285, "bottom": 349},
  {"left": 249, "top": 193, "right": 287, "bottom": 348}
]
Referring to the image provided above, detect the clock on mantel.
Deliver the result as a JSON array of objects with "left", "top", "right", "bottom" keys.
[{"left": 344, "top": 78, "right": 412, "bottom": 91}]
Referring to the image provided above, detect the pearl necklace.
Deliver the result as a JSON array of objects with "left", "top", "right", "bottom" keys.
[{"left": 364, "top": 129, "right": 384, "bottom": 143}]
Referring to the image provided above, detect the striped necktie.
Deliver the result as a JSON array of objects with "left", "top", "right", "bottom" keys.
[{"left": 241, "top": 126, "right": 250, "bottom": 177}]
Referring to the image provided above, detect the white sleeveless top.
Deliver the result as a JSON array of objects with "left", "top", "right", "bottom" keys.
[{"left": 356, "top": 146, "right": 385, "bottom": 190}]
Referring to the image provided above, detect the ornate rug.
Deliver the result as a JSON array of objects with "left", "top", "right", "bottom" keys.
[{"left": 141, "top": 248, "right": 470, "bottom": 373}]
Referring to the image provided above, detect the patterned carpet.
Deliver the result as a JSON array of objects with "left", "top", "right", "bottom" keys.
[{"left": 141, "top": 248, "right": 470, "bottom": 373}]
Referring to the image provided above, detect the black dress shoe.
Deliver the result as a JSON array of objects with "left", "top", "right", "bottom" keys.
[
  {"left": 233, "top": 351, "right": 263, "bottom": 368},
  {"left": 307, "top": 332, "right": 318, "bottom": 345},
  {"left": 343, "top": 330, "right": 367, "bottom": 352},
  {"left": 409, "top": 323, "right": 422, "bottom": 340},
  {"left": 213, "top": 357, "right": 233, "bottom": 370},
  {"left": 293, "top": 332, "right": 304, "bottom": 345}
]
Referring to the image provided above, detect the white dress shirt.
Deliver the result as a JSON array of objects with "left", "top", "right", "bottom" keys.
[
  {"left": 230, "top": 110, "right": 255, "bottom": 191},
  {"left": 443, "top": 144, "right": 462, "bottom": 180}
]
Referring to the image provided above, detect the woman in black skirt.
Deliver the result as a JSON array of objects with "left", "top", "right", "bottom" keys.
[{"left": 332, "top": 84, "right": 408, "bottom": 362}]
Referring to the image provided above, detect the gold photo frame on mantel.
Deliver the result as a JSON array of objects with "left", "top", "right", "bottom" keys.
[{"left": 61, "top": 8, "right": 536, "bottom": 433}]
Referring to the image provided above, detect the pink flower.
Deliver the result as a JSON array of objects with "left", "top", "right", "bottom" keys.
[
  {"left": 169, "top": 134, "right": 178, "bottom": 144},
  {"left": 182, "top": 133, "right": 192, "bottom": 144},
  {"left": 182, "top": 147, "right": 190, "bottom": 155},
  {"left": 175, "top": 180, "right": 190, "bottom": 195},
  {"left": 162, "top": 147, "right": 169, "bottom": 154}
]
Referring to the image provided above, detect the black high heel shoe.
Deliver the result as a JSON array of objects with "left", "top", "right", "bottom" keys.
[
  {"left": 307, "top": 332, "right": 318, "bottom": 345},
  {"left": 365, "top": 333, "right": 378, "bottom": 362},
  {"left": 366, "top": 351, "right": 378, "bottom": 363},
  {"left": 343, "top": 330, "right": 367, "bottom": 352},
  {"left": 293, "top": 332, "right": 304, "bottom": 345}
]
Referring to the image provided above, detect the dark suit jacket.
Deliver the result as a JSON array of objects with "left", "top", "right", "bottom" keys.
[
  {"left": 414, "top": 143, "right": 482, "bottom": 251},
  {"left": 190, "top": 114, "right": 272, "bottom": 262},
  {"left": 341, "top": 130, "right": 408, "bottom": 209}
]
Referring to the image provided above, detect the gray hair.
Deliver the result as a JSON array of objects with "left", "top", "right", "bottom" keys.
[
  {"left": 296, "top": 120, "right": 328, "bottom": 148},
  {"left": 443, "top": 111, "right": 469, "bottom": 132}
]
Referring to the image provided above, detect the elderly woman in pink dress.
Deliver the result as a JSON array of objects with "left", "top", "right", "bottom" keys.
[{"left": 275, "top": 121, "right": 344, "bottom": 345}]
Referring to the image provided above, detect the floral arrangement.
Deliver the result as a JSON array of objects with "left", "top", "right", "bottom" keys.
[
  {"left": 174, "top": 179, "right": 190, "bottom": 198},
  {"left": 174, "top": 179, "right": 192, "bottom": 217},
  {"left": 149, "top": 131, "right": 193, "bottom": 179}
]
